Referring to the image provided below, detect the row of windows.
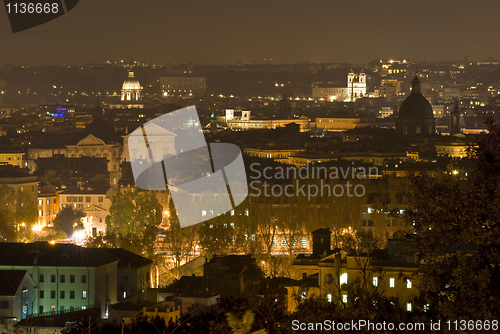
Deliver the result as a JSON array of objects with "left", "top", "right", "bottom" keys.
[
  {"left": 38, "top": 199, "right": 56, "bottom": 205},
  {"left": 325, "top": 273, "right": 412, "bottom": 289},
  {"left": 0, "top": 156, "right": 21, "bottom": 161},
  {"left": 40, "top": 290, "right": 86, "bottom": 299},
  {"left": 66, "top": 196, "right": 104, "bottom": 203},
  {"left": 38, "top": 304, "right": 88, "bottom": 314},
  {"left": 39, "top": 209, "right": 57, "bottom": 216},
  {"left": 326, "top": 293, "right": 414, "bottom": 311},
  {"left": 272, "top": 237, "right": 308, "bottom": 249},
  {"left": 39, "top": 274, "right": 86, "bottom": 284}
]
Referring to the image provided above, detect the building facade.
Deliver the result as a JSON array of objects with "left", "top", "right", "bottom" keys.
[
  {"left": 160, "top": 76, "right": 206, "bottom": 96},
  {"left": 312, "top": 71, "right": 367, "bottom": 101}
]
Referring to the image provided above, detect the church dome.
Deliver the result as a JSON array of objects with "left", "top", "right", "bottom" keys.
[
  {"left": 122, "top": 72, "right": 142, "bottom": 90},
  {"left": 398, "top": 75, "right": 433, "bottom": 118}
]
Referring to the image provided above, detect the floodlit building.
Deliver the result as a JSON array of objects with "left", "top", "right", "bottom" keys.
[
  {"left": 312, "top": 70, "right": 367, "bottom": 101},
  {"left": 60, "top": 187, "right": 113, "bottom": 239},
  {"left": 224, "top": 109, "right": 311, "bottom": 131},
  {"left": 109, "top": 71, "right": 145, "bottom": 109},
  {"left": 36, "top": 184, "right": 62, "bottom": 229},
  {"left": 121, "top": 72, "right": 142, "bottom": 101},
  {"left": 0, "top": 152, "right": 24, "bottom": 168}
]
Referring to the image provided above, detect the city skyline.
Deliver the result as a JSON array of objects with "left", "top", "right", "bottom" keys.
[{"left": 1, "top": 0, "right": 500, "bottom": 66}]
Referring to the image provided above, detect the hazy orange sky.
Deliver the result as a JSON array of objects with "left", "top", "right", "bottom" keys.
[{"left": 1, "top": 0, "right": 499, "bottom": 65}]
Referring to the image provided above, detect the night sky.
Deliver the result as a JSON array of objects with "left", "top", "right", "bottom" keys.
[{"left": 1, "top": 0, "right": 499, "bottom": 65}]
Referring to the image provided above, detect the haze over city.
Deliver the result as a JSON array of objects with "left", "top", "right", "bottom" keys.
[{"left": 1, "top": 0, "right": 500, "bottom": 65}]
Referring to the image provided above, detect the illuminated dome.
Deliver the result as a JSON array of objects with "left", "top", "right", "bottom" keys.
[{"left": 121, "top": 72, "right": 142, "bottom": 101}]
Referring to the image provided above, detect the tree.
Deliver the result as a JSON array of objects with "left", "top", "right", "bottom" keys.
[
  {"left": 0, "top": 185, "right": 37, "bottom": 241},
  {"left": 226, "top": 310, "right": 266, "bottom": 334},
  {"left": 0, "top": 185, "right": 17, "bottom": 241},
  {"left": 53, "top": 206, "right": 85, "bottom": 237},
  {"left": 106, "top": 190, "right": 162, "bottom": 258},
  {"left": 406, "top": 118, "right": 500, "bottom": 319},
  {"left": 161, "top": 196, "right": 199, "bottom": 279}
]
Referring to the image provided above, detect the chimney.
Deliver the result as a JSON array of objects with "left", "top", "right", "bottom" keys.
[{"left": 311, "top": 228, "right": 331, "bottom": 256}]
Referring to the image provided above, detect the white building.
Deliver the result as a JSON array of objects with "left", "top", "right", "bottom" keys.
[
  {"left": 224, "top": 109, "right": 310, "bottom": 131},
  {"left": 312, "top": 70, "right": 366, "bottom": 101},
  {"left": 60, "top": 187, "right": 113, "bottom": 238}
]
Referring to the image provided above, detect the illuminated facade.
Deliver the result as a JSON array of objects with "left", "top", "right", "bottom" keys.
[
  {"left": 36, "top": 184, "right": 61, "bottom": 228},
  {"left": 312, "top": 70, "right": 366, "bottom": 101},
  {"left": 60, "top": 188, "right": 113, "bottom": 239},
  {"left": 121, "top": 72, "right": 142, "bottom": 101},
  {"left": 0, "top": 152, "right": 24, "bottom": 168},
  {"left": 224, "top": 110, "right": 310, "bottom": 131},
  {"left": 316, "top": 117, "right": 361, "bottom": 131}
]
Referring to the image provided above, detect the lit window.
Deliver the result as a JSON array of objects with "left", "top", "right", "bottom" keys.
[
  {"left": 281, "top": 238, "right": 287, "bottom": 248},
  {"left": 82, "top": 291, "right": 87, "bottom": 299},
  {"left": 390, "top": 278, "right": 395, "bottom": 288},
  {"left": 300, "top": 237, "right": 307, "bottom": 248},
  {"left": 340, "top": 273, "right": 348, "bottom": 285},
  {"left": 407, "top": 303, "right": 412, "bottom": 311},
  {"left": 407, "top": 279, "right": 412, "bottom": 289},
  {"left": 342, "top": 294, "right": 347, "bottom": 303},
  {"left": 202, "top": 210, "right": 206, "bottom": 216},
  {"left": 327, "top": 294, "right": 332, "bottom": 302},
  {"left": 373, "top": 277, "right": 378, "bottom": 287}
]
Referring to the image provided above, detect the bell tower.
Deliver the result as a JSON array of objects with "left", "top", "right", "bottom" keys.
[{"left": 450, "top": 101, "right": 465, "bottom": 135}]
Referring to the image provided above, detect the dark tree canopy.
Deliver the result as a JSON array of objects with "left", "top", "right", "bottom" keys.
[{"left": 407, "top": 118, "right": 500, "bottom": 319}]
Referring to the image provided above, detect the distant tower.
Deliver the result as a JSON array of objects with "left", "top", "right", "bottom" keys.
[
  {"left": 347, "top": 69, "right": 355, "bottom": 84},
  {"left": 359, "top": 71, "right": 366, "bottom": 84},
  {"left": 356, "top": 70, "right": 367, "bottom": 99},
  {"left": 347, "top": 70, "right": 355, "bottom": 101},
  {"left": 279, "top": 94, "right": 292, "bottom": 119},
  {"left": 121, "top": 72, "right": 142, "bottom": 101},
  {"left": 450, "top": 101, "right": 465, "bottom": 135}
]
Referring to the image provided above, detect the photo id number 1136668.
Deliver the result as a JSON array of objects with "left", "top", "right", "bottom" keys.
[{"left": 6, "top": 2, "right": 59, "bottom": 14}]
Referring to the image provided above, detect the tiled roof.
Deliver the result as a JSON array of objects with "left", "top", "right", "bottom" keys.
[
  {"left": 0, "top": 242, "right": 119, "bottom": 267},
  {"left": 0, "top": 270, "right": 29, "bottom": 296},
  {"left": 98, "top": 248, "right": 153, "bottom": 268}
]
